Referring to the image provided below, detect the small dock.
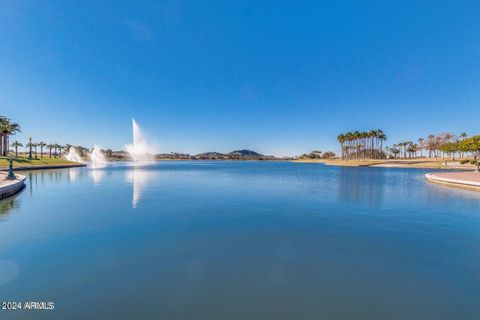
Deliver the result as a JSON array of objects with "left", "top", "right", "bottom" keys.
[{"left": 425, "top": 171, "right": 480, "bottom": 190}]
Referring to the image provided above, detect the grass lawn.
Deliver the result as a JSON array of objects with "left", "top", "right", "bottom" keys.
[{"left": 0, "top": 156, "right": 81, "bottom": 169}]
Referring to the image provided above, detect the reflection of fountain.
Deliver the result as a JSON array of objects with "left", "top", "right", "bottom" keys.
[
  {"left": 68, "top": 168, "right": 78, "bottom": 182},
  {"left": 89, "top": 145, "right": 108, "bottom": 164},
  {"left": 65, "top": 147, "right": 83, "bottom": 162},
  {"left": 127, "top": 168, "right": 152, "bottom": 208},
  {"left": 90, "top": 168, "right": 106, "bottom": 185},
  {"left": 125, "top": 118, "right": 154, "bottom": 162}
]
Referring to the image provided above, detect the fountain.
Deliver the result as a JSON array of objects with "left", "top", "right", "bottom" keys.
[
  {"left": 125, "top": 118, "right": 154, "bottom": 162},
  {"left": 65, "top": 147, "right": 83, "bottom": 163},
  {"left": 89, "top": 145, "right": 108, "bottom": 164}
]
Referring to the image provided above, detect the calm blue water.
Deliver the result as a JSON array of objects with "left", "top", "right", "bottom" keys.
[{"left": 1, "top": 161, "right": 479, "bottom": 320}]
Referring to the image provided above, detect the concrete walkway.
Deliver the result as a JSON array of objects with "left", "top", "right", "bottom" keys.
[
  {"left": 425, "top": 171, "right": 480, "bottom": 190},
  {"left": 0, "top": 173, "right": 26, "bottom": 200}
]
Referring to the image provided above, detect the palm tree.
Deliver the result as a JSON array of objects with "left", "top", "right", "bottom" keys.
[
  {"left": 377, "top": 129, "right": 386, "bottom": 158},
  {"left": 337, "top": 129, "right": 387, "bottom": 160},
  {"left": 26, "top": 137, "right": 34, "bottom": 159},
  {"left": 0, "top": 116, "right": 21, "bottom": 156},
  {"left": 11, "top": 140, "right": 23, "bottom": 157},
  {"left": 426, "top": 134, "right": 435, "bottom": 158},
  {"left": 33, "top": 142, "right": 38, "bottom": 158},
  {"left": 417, "top": 138, "right": 424, "bottom": 157},
  {"left": 47, "top": 144, "right": 55, "bottom": 158},
  {"left": 38, "top": 141, "right": 47, "bottom": 158},
  {"left": 459, "top": 133, "right": 467, "bottom": 158},
  {"left": 53, "top": 144, "right": 63, "bottom": 158},
  {"left": 337, "top": 134, "right": 345, "bottom": 160}
]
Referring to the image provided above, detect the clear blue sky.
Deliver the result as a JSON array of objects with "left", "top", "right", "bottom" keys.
[{"left": 1, "top": 1, "right": 479, "bottom": 156}]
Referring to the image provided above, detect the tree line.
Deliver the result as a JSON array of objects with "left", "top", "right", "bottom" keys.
[
  {"left": 1, "top": 114, "right": 110, "bottom": 160},
  {"left": 336, "top": 129, "right": 480, "bottom": 170},
  {"left": 0, "top": 116, "right": 21, "bottom": 157},
  {"left": 385, "top": 133, "right": 472, "bottom": 160},
  {"left": 298, "top": 150, "right": 336, "bottom": 160},
  {"left": 337, "top": 129, "right": 386, "bottom": 160}
]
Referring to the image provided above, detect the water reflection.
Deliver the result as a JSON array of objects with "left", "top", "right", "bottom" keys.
[
  {"left": 0, "top": 191, "right": 23, "bottom": 217},
  {"left": 127, "top": 168, "right": 152, "bottom": 208},
  {"left": 337, "top": 167, "right": 386, "bottom": 206},
  {"left": 90, "top": 167, "right": 106, "bottom": 185},
  {"left": 69, "top": 168, "right": 78, "bottom": 182}
]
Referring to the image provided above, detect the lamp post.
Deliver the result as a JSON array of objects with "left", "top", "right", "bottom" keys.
[{"left": 6, "top": 158, "right": 16, "bottom": 180}]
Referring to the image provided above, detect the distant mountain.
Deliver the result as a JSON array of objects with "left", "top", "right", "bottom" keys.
[
  {"left": 227, "top": 149, "right": 263, "bottom": 157},
  {"left": 114, "top": 149, "right": 277, "bottom": 160},
  {"left": 194, "top": 152, "right": 225, "bottom": 158}
]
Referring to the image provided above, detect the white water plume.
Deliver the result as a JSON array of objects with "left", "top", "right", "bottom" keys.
[
  {"left": 89, "top": 145, "right": 108, "bottom": 164},
  {"left": 65, "top": 147, "right": 83, "bottom": 163},
  {"left": 125, "top": 118, "right": 154, "bottom": 162}
]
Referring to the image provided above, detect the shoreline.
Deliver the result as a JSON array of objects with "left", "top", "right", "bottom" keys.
[
  {"left": 0, "top": 173, "right": 26, "bottom": 200},
  {"left": 425, "top": 172, "right": 480, "bottom": 191},
  {"left": 0, "top": 163, "right": 86, "bottom": 171},
  {"left": 291, "top": 159, "right": 475, "bottom": 170}
]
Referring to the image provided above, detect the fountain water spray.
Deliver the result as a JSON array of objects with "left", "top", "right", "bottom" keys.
[
  {"left": 89, "top": 145, "right": 108, "bottom": 164},
  {"left": 125, "top": 118, "right": 154, "bottom": 162},
  {"left": 65, "top": 147, "right": 83, "bottom": 163}
]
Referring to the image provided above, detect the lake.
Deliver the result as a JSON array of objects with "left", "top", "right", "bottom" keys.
[{"left": 1, "top": 161, "right": 479, "bottom": 319}]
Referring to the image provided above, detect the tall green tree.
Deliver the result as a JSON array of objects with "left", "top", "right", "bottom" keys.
[
  {"left": 0, "top": 116, "right": 21, "bottom": 156},
  {"left": 33, "top": 142, "right": 38, "bottom": 158},
  {"left": 47, "top": 144, "right": 55, "bottom": 158},
  {"left": 459, "top": 135, "right": 480, "bottom": 171},
  {"left": 11, "top": 140, "right": 23, "bottom": 157},
  {"left": 38, "top": 141, "right": 47, "bottom": 158},
  {"left": 337, "top": 129, "right": 386, "bottom": 160},
  {"left": 26, "top": 137, "right": 34, "bottom": 159},
  {"left": 417, "top": 138, "right": 424, "bottom": 157}
]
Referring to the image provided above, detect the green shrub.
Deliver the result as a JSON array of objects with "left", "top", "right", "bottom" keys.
[
  {"left": 460, "top": 159, "right": 470, "bottom": 164},
  {"left": 470, "top": 160, "right": 477, "bottom": 165}
]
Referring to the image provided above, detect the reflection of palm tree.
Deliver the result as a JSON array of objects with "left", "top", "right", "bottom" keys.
[
  {"left": 11, "top": 140, "right": 23, "bottom": 157},
  {"left": 38, "top": 141, "right": 47, "bottom": 158}
]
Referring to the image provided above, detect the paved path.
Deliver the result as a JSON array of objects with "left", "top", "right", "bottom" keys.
[
  {"left": 0, "top": 173, "right": 26, "bottom": 200},
  {"left": 425, "top": 171, "right": 480, "bottom": 189}
]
